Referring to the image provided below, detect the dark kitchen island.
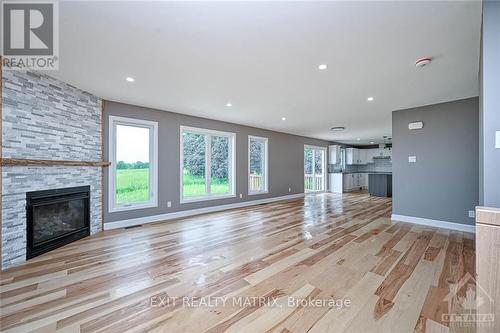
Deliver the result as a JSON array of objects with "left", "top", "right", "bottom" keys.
[{"left": 368, "top": 173, "right": 392, "bottom": 197}]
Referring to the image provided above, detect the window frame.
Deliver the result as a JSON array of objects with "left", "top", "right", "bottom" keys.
[
  {"left": 108, "top": 116, "right": 158, "bottom": 213},
  {"left": 179, "top": 126, "right": 236, "bottom": 204},
  {"left": 248, "top": 135, "right": 269, "bottom": 195}
]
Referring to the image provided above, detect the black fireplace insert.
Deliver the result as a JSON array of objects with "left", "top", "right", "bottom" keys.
[{"left": 26, "top": 186, "right": 90, "bottom": 259}]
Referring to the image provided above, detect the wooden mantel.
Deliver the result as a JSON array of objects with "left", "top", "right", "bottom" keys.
[{"left": 0, "top": 158, "right": 111, "bottom": 167}]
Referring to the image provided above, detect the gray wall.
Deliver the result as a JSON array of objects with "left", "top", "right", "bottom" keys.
[
  {"left": 104, "top": 101, "right": 329, "bottom": 223},
  {"left": 480, "top": 0, "right": 500, "bottom": 207},
  {"left": 392, "top": 98, "right": 479, "bottom": 225}
]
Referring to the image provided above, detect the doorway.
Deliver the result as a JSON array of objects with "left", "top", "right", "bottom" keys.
[{"left": 304, "top": 145, "right": 326, "bottom": 193}]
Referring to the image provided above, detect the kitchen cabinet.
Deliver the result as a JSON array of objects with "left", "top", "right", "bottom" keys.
[
  {"left": 361, "top": 173, "right": 368, "bottom": 188},
  {"left": 346, "top": 148, "right": 366, "bottom": 165},
  {"left": 346, "top": 148, "right": 356, "bottom": 165},
  {"left": 328, "top": 145, "right": 341, "bottom": 164},
  {"left": 342, "top": 174, "right": 351, "bottom": 192},
  {"left": 347, "top": 148, "right": 391, "bottom": 165},
  {"left": 359, "top": 149, "right": 367, "bottom": 164},
  {"left": 342, "top": 173, "right": 366, "bottom": 192},
  {"left": 329, "top": 173, "right": 343, "bottom": 193}
]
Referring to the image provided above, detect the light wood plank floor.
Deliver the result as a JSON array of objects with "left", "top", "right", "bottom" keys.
[{"left": 0, "top": 193, "right": 476, "bottom": 333}]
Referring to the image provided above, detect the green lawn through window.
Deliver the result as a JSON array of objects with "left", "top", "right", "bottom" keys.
[
  {"left": 116, "top": 168, "right": 150, "bottom": 203},
  {"left": 183, "top": 172, "right": 230, "bottom": 198},
  {"left": 116, "top": 168, "right": 229, "bottom": 203}
]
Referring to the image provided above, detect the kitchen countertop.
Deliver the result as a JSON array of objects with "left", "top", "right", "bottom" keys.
[{"left": 330, "top": 171, "right": 392, "bottom": 174}]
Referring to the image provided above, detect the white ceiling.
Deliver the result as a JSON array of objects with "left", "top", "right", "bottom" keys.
[{"left": 50, "top": 1, "right": 482, "bottom": 144}]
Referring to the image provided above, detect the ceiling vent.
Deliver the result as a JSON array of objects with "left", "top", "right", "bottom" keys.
[{"left": 415, "top": 57, "right": 432, "bottom": 68}]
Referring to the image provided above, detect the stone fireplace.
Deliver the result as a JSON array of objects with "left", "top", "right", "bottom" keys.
[
  {"left": 26, "top": 186, "right": 90, "bottom": 259},
  {"left": 1, "top": 71, "right": 103, "bottom": 269}
]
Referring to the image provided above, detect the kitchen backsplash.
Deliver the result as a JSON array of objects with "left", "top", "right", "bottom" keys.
[
  {"left": 358, "top": 158, "right": 392, "bottom": 172},
  {"left": 328, "top": 158, "right": 392, "bottom": 173}
]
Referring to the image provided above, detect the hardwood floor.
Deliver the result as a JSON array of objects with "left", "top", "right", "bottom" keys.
[{"left": 0, "top": 193, "right": 476, "bottom": 333}]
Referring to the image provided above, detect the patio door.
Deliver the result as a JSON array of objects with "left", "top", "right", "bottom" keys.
[{"left": 304, "top": 146, "right": 326, "bottom": 193}]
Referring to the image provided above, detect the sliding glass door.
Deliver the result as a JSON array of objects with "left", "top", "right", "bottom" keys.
[{"left": 304, "top": 146, "right": 326, "bottom": 193}]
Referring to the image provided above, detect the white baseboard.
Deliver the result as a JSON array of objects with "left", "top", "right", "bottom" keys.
[
  {"left": 391, "top": 214, "right": 475, "bottom": 233},
  {"left": 104, "top": 193, "right": 305, "bottom": 230}
]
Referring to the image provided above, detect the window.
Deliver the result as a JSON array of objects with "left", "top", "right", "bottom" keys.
[
  {"left": 109, "top": 116, "right": 158, "bottom": 212},
  {"left": 304, "top": 145, "right": 326, "bottom": 192},
  {"left": 248, "top": 136, "right": 268, "bottom": 194},
  {"left": 180, "top": 126, "right": 235, "bottom": 202}
]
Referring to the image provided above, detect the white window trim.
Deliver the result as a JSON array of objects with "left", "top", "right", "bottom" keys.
[
  {"left": 248, "top": 135, "right": 269, "bottom": 195},
  {"left": 180, "top": 126, "right": 236, "bottom": 204},
  {"left": 108, "top": 116, "right": 158, "bottom": 213},
  {"left": 304, "top": 144, "right": 327, "bottom": 194}
]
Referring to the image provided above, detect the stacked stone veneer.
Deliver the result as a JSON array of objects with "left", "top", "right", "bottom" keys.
[{"left": 2, "top": 71, "right": 103, "bottom": 268}]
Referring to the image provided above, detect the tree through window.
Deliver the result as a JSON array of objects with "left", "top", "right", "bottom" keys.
[
  {"left": 248, "top": 136, "right": 268, "bottom": 194},
  {"left": 181, "top": 127, "right": 235, "bottom": 202}
]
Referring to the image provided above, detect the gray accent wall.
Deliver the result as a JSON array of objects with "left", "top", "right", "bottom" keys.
[
  {"left": 479, "top": 0, "right": 500, "bottom": 208},
  {"left": 392, "top": 97, "right": 479, "bottom": 225},
  {"left": 104, "top": 101, "right": 329, "bottom": 223}
]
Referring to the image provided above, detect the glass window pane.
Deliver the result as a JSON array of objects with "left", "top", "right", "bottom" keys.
[
  {"left": 249, "top": 139, "right": 265, "bottom": 192},
  {"left": 314, "top": 149, "right": 324, "bottom": 191},
  {"left": 183, "top": 131, "right": 206, "bottom": 198},
  {"left": 314, "top": 150, "right": 323, "bottom": 173},
  {"left": 304, "top": 147, "right": 313, "bottom": 192},
  {"left": 116, "top": 125, "right": 150, "bottom": 204},
  {"left": 210, "top": 135, "right": 230, "bottom": 195}
]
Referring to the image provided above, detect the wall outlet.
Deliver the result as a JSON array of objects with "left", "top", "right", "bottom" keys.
[
  {"left": 468, "top": 210, "right": 475, "bottom": 218},
  {"left": 167, "top": 201, "right": 171, "bottom": 208},
  {"left": 496, "top": 131, "right": 500, "bottom": 149},
  {"left": 288, "top": 187, "right": 292, "bottom": 192},
  {"left": 408, "top": 156, "right": 417, "bottom": 163},
  {"left": 239, "top": 193, "right": 243, "bottom": 199}
]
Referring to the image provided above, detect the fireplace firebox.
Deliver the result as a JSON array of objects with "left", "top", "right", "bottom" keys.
[{"left": 26, "top": 186, "right": 90, "bottom": 259}]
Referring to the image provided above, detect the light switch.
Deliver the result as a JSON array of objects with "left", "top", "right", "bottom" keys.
[
  {"left": 408, "top": 156, "right": 417, "bottom": 163},
  {"left": 496, "top": 131, "right": 500, "bottom": 149}
]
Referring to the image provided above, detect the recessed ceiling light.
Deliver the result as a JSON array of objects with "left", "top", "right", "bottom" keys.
[
  {"left": 367, "top": 96, "right": 374, "bottom": 102},
  {"left": 356, "top": 138, "right": 361, "bottom": 141},
  {"left": 281, "top": 117, "right": 286, "bottom": 121},
  {"left": 330, "top": 126, "right": 345, "bottom": 131},
  {"left": 226, "top": 103, "right": 232, "bottom": 107},
  {"left": 126, "top": 77, "right": 135, "bottom": 82},
  {"left": 318, "top": 64, "right": 327, "bottom": 70},
  {"left": 370, "top": 141, "right": 375, "bottom": 144}
]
